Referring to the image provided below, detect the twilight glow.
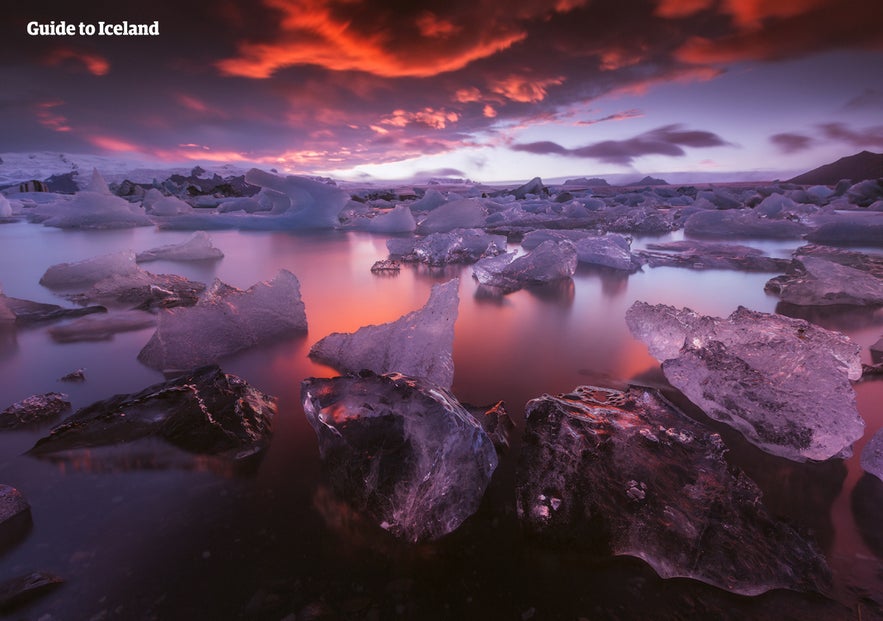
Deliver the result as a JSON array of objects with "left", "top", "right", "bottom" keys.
[{"left": 3, "top": 0, "right": 882, "bottom": 181}]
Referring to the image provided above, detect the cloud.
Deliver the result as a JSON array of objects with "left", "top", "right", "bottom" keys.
[
  {"left": 512, "top": 124, "right": 731, "bottom": 165},
  {"left": 34, "top": 100, "right": 71, "bottom": 132},
  {"left": 216, "top": 0, "right": 585, "bottom": 79},
  {"left": 818, "top": 122, "right": 883, "bottom": 150},
  {"left": 770, "top": 132, "right": 813, "bottom": 153},
  {"left": 44, "top": 48, "right": 110, "bottom": 76},
  {"left": 844, "top": 88, "right": 883, "bottom": 110},
  {"left": 575, "top": 109, "right": 643, "bottom": 126},
  {"left": 489, "top": 75, "right": 565, "bottom": 103}
]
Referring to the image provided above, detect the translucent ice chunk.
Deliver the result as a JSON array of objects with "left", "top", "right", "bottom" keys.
[
  {"left": 138, "top": 270, "right": 307, "bottom": 372},
  {"left": 301, "top": 371, "right": 497, "bottom": 542},
  {"left": 472, "top": 240, "right": 577, "bottom": 293},
  {"left": 310, "top": 279, "right": 458, "bottom": 388},
  {"left": 135, "top": 232, "right": 224, "bottom": 262},
  {"left": 626, "top": 302, "right": 864, "bottom": 462},
  {"left": 415, "top": 199, "right": 485, "bottom": 234}
]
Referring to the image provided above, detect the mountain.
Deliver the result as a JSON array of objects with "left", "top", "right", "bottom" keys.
[{"left": 788, "top": 151, "right": 883, "bottom": 185}]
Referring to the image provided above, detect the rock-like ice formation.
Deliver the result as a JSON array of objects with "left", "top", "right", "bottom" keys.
[
  {"left": 343, "top": 204, "right": 416, "bottom": 233},
  {"left": 626, "top": 302, "right": 864, "bottom": 462},
  {"left": 387, "top": 229, "right": 506, "bottom": 266},
  {"left": 138, "top": 270, "right": 307, "bottom": 372},
  {"left": 33, "top": 169, "right": 153, "bottom": 229},
  {"left": 135, "top": 232, "right": 224, "bottom": 262},
  {"left": 862, "top": 429, "right": 883, "bottom": 482},
  {"left": 516, "top": 384, "right": 830, "bottom": 595},
  {"left": 310, "top": 279, "right": 458, "bottom": 389},
  {"left": 1, "top": 393, "right": 70, "bottom": 428},
  {"left": 765, "top": 245, "right": 883, "bottom": 307},
  {"left": 301, "top": 371, "right": 498, "bottom": 542},
  {"left": 29, "top": 365, "right": 275, "bottom": 460},
  {"left": 0, "top": 485, "right": 31, "bottom": 549},
  {"left": 415, "top": 198, "right": 485, "bottom": 234},
  {"left": 472, "top": 240, "right": 577, "bottom": 293},
  {"left": 636, "top": 240, "right": 791, "bottom": 272}
]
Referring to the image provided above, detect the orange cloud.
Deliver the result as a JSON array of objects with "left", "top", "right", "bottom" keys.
[
  {"left": 654, "top": 0, "right": 713, "bottom": 18},
  {"left": 454, "top": 87, "right": 483, "bottom": 103},
  {"left": 490, "top": 75, "right": 564, "bottom": 103},
  {"left": 720, "top": 0, "right": 828, "bottom": 29},
  {"left": 380, "top": 107, "right": 460, "bottom": 129},
  {"left": 216, "top": 0, "right": 584, "bottom": 78},
  {"left": 483, "top": 104, "right": 497, "bottom": 118},
  {"left": 90, "top": 136, "right": 141, "bottom": 152},
  {"left": 44, "top": 48, "right": 110, "bottom": 76}
]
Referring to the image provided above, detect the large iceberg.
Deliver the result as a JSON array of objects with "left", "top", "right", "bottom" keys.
[
  {"left": 472, "top": 240, "right": 577, "bottom": 293},
  {"left": 310, "top": 279, "right": 458, "bottom": 389},
  {"left": 301, "top": 371, "right": 497, "bottom": 542},
  {"left": 626, "top": 302, "right": 864, "bottom": 462},
  {"left": 135, "top": 232, "right": 224, "bottom": 262},
  {"left": 516, "top": 384, "right": 830, "bottom": 595},
  {"left": 155, "top": 169, "right": 349, "bottom": 230},
  {"left": 138, "top": 270, "right": 307, "bottom": 372},
  {"left": 32, "top": 169, "right": 153, "bottom": 229}
]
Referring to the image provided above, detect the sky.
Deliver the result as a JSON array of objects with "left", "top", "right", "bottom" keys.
[{"left": 2, "top": 0, "right": 883, "bottom": 183}]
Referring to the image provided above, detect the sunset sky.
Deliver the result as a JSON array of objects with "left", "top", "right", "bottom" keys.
[{"left": 3, "top": 0, "right": 882, "bottom": 182}]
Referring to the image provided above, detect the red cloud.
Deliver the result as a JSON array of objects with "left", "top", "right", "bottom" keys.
[
  {"left": 35, "top": 100, "right": 71, "bottom": 132},
  {"left": 489, "top": 75, "right": 565, "bottom": 103},
  {"left": 44, "top": 47, "right": 110, "bottom": 76}
]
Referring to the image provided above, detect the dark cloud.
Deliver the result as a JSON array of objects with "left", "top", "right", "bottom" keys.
[
  {"left": 770, "top": 133, "right": 813, "bottom": 154},
  {"left": 512, "top": 124, "right": 730, "bottom": 165},
  {"left": 818, "top": 122, "right": 883, "bottom": 150},
  {"left": 844, "top": 89, "right": 883, "bottom": 110}
]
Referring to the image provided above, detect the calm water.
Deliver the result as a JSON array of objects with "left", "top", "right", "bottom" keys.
[{"left": 0, "top": 220, "right": 881, "bottom": 620}]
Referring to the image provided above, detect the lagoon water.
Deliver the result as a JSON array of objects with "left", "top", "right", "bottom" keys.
[{"left": 1, "top": 221, "right": 881, "bottom": 619}]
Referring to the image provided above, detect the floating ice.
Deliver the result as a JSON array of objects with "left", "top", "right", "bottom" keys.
[
  {"left": 626, "top": 302, "right": 864, "bottom": 462},
  {"left": 343, "top": 204, "right": 416, "bottom": 233},
  {"left": 765, "top": 245, "right": 883, "bottom": 306},
  {"left": 310, "top": 279, "right": 458, "bottom": 389},
  {"left": 1, "top": 393, "right": 70, "bottom": 428},
  {"left": 415, "top": 199, "right": 485, "bottom": 234},
  {"left": 29, "top": 365, "right": 275, "bottom": 460},
  {"left": 388, "top": 229, "right": 506, "bottom": 266},
  {"left": 301, "top": 371, "right": 498, "bottom": 542},
  {"left": 636, "top": 240, "right": 791, "bottom": 272},
  {"left": 40, "top": 251, "right": 139, "bottom": 289},
  {"left": 144, "top": 195, "right": 192, "bottom": 216},
  {"left": 135, "top": 232, "right": 224, "bottom": 262},
  {"left": 138, "top": 270, "right": 307, "bottom": 372},
  {"left": 156, "top": 169, "right": 349, "bottom": 230},
  {"left": 573, "top": 234, "right": 642, "bottom": 271},
  {"left": 32, "top": 169, "right": 153, "bottom": 229},
  {"left": 0, "top": 287, "right": 105, "bottom": 325},
  {"left": 472, "top": 240, "right": 577, "bottom": 293},
  {"left": 409, "top": 189, "right": 447, "bottom": 212},
  {"left": 516, "top": 384, "right": 831, "bottom": 595},
  {"left": 684, "top": 209, "right": 809, "bottom": 238},
  {"left": 48, "top": 310, "right": 156, "bottom": 342},
  {"left": 0, "top": 195, "right": 12, "bottom": 218}
]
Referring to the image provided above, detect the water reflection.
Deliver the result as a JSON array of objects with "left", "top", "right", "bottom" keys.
[
  {"left": 776, "top": 302, "right": 883, "bottom": 332},
  {"left": 851, "top": 474, "right": 883, "bottom": 559}
]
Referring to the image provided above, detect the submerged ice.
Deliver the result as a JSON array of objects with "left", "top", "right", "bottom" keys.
[{"left": 626, "top": 302, "right": 864, "bottom": 462}]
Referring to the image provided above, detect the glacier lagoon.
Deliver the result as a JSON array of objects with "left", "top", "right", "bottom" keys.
[{"left": 0, "top": 220, "right": 882, "bottom": 619}]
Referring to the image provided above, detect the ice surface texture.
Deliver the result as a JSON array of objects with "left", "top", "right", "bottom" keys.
[
  {"left": 387, "top": 229, "right": 506, "bottom": 266},
  {"left": 310, "top": 279, "right": 458, "bottom": 389},
  {"left": 765, "top": 245, "right": 883, "bottom": 307},
  {"left": 626, "top": 302, "right": 863, "bottom": 462},
  {"left": 516, "top": 384, "right": 831, "bottom": 595},
  {"left": 33, "top": 169, "right": 152, "bottom": 230},
  {"left": 138, "top": 270, "right": 307, "bottom": 372},
  {"left": 135, "top": 232, "right": 224, "bottom": 262},
  {"left": 301, "top": 371, "right": 498, "bottom": 542},
  {"left": 472, "top": 240, "right": 577, "bottom": 293},
  {"left": 29, "top": 365, "right": 275, "bottom": 459}
]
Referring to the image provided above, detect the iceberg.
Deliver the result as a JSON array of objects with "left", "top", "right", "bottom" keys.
[
  {"left": 301, "top": 371, "right": 497, "bottom": 542},
  {"left": 415, "top": 199, "right": 485, "bottom": 234},
  {"left": 33, "top": 169, "right": 153, "bottom": 229},
  {"left": 684, "top": 209, "right": 809, "bottom": 238},
  {"left": 636, "top": 240, "right": 791, "bottom": 272},
  {"left": 40, "top": 250, "right": 140, "bottom": 289},
  {"left": 138, "top": 270, "right": 307, "bottom": 372},
  {"left": 387, "top": 229, "right": 506, "bottom": 266},
  {"left": 572, "top": 234, "right": 642, "bottom": 271},
  {"left": 0, "top": 287, "right": 105, "bottom": 325},
  {"left": 472, "top": 240, "right": 577, "bottom": 294},
  {"left": 516, "top": 384, "right": 830, "bottom": 595},
  {"left": 29, "top": 365, "right": 275, "bottom": 460},
  {"left": 135, "top": 232, "right": 224, "bottom": 262},
  {"left": 765, "top": 245, "right": 883, "bottom": 307},
  {"left": 48, "top": 310, "right": 156, "bottom": 342},
  {"left": 626, "top": 302, "right": 864, "bottom": 462},
  {"left": 310, "top": 279, "right": 458, "bottom": 389},
  {"left": 861, "top": 429, "right": 883, "bottom": 482},
  {"left": 342, "top": 204, "right": 416, "bottom": 233}
]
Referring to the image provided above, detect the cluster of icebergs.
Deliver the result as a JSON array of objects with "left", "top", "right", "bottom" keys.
[{"left": 2, "top": 167, "right": 883, "bottom": 601}]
